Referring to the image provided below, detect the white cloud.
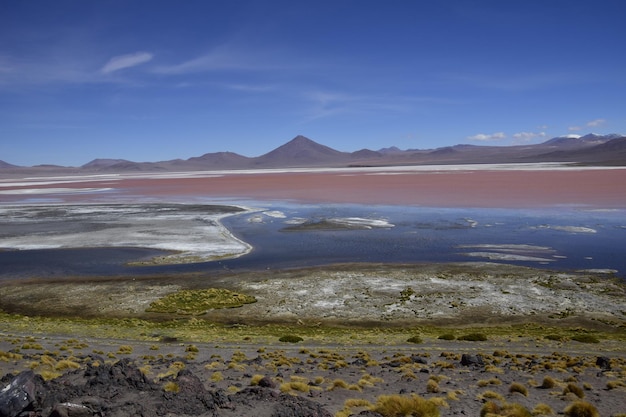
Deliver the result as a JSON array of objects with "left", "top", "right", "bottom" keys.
[
  {"left": 467, "top": 132, "right": 506, "bottom": 142},
  {"left": 153, "top": 44, "right": 286, "bottom": 75},
  {"left": 512, "top": 131, "right": 546, "bottom": 142},
  {"left": 101, "top": 52, "right": 153, "bottom": 74},
  {"left": 568, "top": 125, "right": 582, "bottom": 131},
  {"left": 586, "top": 118, "right": 606, "bottom": 127}
]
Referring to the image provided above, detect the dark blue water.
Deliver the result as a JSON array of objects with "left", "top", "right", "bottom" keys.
[{"left": 1, "top": 203, "right": 625, "bottom": 279}]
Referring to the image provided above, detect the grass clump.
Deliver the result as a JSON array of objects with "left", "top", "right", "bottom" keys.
[
  {"left": 563, "top": 401, "right": 599, "bottom": 417},
  {"left": 570, "top": 335, "right": 600, "bottom": 344},
  {"left": 0, "top": 350, "right": 23, "bottom": 361},
  {"left": 438, "top": 333, "right": 456, "bottom": 340},
  {"left": 478, "top": 377, "right": 502, "bottom": 387},
  {"left": 407, "top": 335, "right": 423, "bottom": 344},
  {"left": 370, "top": 394, "right": 440, "bottom": 417},
  {"left": 532, "top": 403, "right": 554, "bottom": 416},
  {"left": 117, "top": 345, "right": 133, "bottom": 354},
  {"left": 509, "top": 382, "right": 528, "bottom": 396},
  {"left": 279, "top": 335, "right": 303, "bottom": 343},
  {"left": 146, "top": 288, "right": 257, "bottom": 314},
  {"left": 540, "top": 376, "right": 557, "bottom": 389},
  {"left": 480, "top": 401, "right": 531, "bottom": 417},
  {"left": 457, "top": 333, "right": 488, "bottom": 341},
  {"left": 426, "top": 379, "right": 439, "bottom": 393},
  {"left": 280, "top": 381, "right": 310, "bottom": 394},
  {"left": 563, "top": 383, "right": 584, "bottom": 399},
  {"left": 163, "top": 381, "right": 180, "bottom": 393},
  {"left": 54, "top": 359, "right": 81, "bottom": 371}
]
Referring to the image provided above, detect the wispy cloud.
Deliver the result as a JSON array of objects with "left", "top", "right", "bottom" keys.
[
  {"left": 586, "top": 118, "right": 606, "bottom": 127},
  {"left": 223, "top": 83, "right": 275, "bottom": 93},
  {"left": 101, "top": 52, "right": 153, "bottom": 74},
  {"left": 568, "top": 118, "right": 607, "bottom": 132},
  {"left": 467, "top": 132, "right": 506, "bottom": 142},
  {"left": 153, "top": 44, "right": 286, "bottom": 75},
  {"left": 512, "top": 131, "right": 546, "bottom": 143}
]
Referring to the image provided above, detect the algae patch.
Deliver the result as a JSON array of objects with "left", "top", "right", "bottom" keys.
[{"left": 146, "top": 289, "right": 257, "bottom": 315}]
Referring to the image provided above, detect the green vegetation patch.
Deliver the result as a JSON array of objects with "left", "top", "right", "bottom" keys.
[{"left": 146, "top": 288, "right": 257, "bottom": 315}]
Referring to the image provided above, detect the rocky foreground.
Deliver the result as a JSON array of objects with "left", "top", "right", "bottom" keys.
[
  {"left": 1, "top": 332, "right": 626, "bottom": 417},
  {"left": 1, "top": 262, "right": 625, "bottom": 416}
]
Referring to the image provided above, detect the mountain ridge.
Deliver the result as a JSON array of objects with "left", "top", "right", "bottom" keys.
[{"left": 2, "top": 133, "right": 624, "bottom": 174}]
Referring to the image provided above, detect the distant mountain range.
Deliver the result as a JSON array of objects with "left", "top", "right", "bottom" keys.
[{"left": 1, "top": 133, "right": 625, "bottom": 175}]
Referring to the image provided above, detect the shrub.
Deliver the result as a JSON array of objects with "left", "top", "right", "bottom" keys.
[
  {"left": 563, "top": 401, "right": 599, "bottom": 417},
  {"left": 458, "top": 333, "right": 487, "bottom": 341},
  {"left": 279, "top": 335, "right": 303, "bottom": 343},
  {"left": 532, "top": 403, "right": 554, "bottom": 416},
  {"left": 478, "top": 377, "right": 501, "bottom": 387},
  {"left": 407, "top": 335, "right": 423, "bottom": 344},
  {"left": 438, "top": 333, "right": 456, "bottom": 340},
  {"left": 540, "top": 376, "right": 556, "bottom": 389},
  {"left": 509, "top": 382, "right": 528, "bottom": 396},
  {"left": 280, "top": 381, "right": 310, "bottom": 393},
  {"left": 545, "top": 334, "right": 565, "bottom": 341},
  {"left": 606, "top": 380, "right": 626, "bottom": 390},
  {"left": 117, "top": 345, "right": 133, "bottom": 354},
  {"left": 480, "top": 401, "right": 500, "bottom": 417},
  {"left": 370, "top": 394, "right": 440, "bottom": 417},
  {"left": 344, "top": 398, "right": 373, "bottom": 408},
  {"left": 147, "top": 288, "right": 257, "bottom": 314},
  {"left": 571, "top": 335, "right": 600, "bottom": 344},
  {"left": 563, "top": 383, "right": 584, "bottom": 399},
  {"left": 426, "top": 379, "right": 439, "bottom": 393},
  {"left": 481, "top": 402, "right": 531, "bottom": 417},
  {"left": 210, "top": 371, "right": 223, "bottom": 382},
  {"left": 329, "top": 379, "right": 349, "bottom": 390},
  {"left": 250, "top": 374, "right": 265, "bottom": 386},
  {"left": 480, "top": 390, "right": 504, "bottom": 401},
  {"left": 54, "top": 359, "right": 81, "bottom": 371},
  {"left": 163, "top": 381, "right": 180, "bottom": 393},
  {"left": 185, "top": 344, "right": 199, "bottom": 353}
]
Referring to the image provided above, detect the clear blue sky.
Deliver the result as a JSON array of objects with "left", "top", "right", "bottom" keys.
[{"left": 1, "top": 0, "right": 625, "bottom": 166}]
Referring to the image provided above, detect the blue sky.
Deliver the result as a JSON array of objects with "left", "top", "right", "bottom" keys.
[{"left": 1, "top": 0, "right": 625, "bottom": 166}]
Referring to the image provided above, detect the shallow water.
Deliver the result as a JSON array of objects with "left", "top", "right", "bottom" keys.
[{"left": 0, "top": 202, "right": 625, "bottom": 280}]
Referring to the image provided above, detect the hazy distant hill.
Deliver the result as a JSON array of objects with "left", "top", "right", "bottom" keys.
[
  {"left": 81, "top": 159, "right": 132, "bottom": 169},
  {"left": 1, "top": 133, "right": 624, "bottom": 175},
  {"left": 0, "top": 160, "right": 18, "bottom": 169},
  {"left": 253, "top": 135, "right": 349, "bottom": 167}
]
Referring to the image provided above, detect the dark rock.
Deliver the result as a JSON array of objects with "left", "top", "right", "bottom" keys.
[
  {"left": 49, "top": 402, "right": 93, "bottom": 417},
  {"left": 167, "top": 369, "right": 217, "bottom": 415},
  {"left": 351, "top": 358, "right": 368, "bottom": 367},
  {"left": 596, "top": 356, "right": 611, "bottom": 370},
  {"left": 460, "top": 354, "right": 484, "bottom": 367},
  {"left": 410, "top": 355, "right": 428, "bottom": 364},
  {"left": 257, "top": 376, "right": 277, "bottom": 389},
  {"left": 230, "top": 387, "right": 332, "bottom": 417},
  {"left": 244, "top": 356, "right": 263, "bottom": 365},
  {"left": 84, "top": 358, "right": 154, "bottom": 393},
  {"left": 0, "top": 371, "right": 39, "bottom": 417}
]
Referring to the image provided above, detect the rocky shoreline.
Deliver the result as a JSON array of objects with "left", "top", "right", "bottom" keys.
[{"left": 1, "top": 333, "right": 625, "bottom": 417}]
